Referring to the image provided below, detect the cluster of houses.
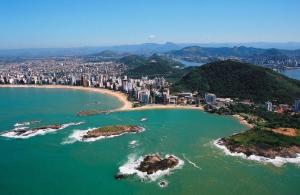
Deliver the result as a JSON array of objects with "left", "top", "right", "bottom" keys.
[{"left": 203, "top": 92, "right": 300, "bottom": 114}]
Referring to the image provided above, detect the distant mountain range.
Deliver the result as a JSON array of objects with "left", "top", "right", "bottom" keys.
[
  {"left": 1, "top": 42, "right": 300, "bottom": 58},
  {"left": 167, "top": 46, "right": 300, "bottom": 67},
  {"left": 0, "top": 42, "right": 183, "bottom": 58},
  {"left": 168, "top": 46, "right": 300, "bottom": 58}
]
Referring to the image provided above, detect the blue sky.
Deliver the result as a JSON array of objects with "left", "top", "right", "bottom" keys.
[{"left": 0, "top": 0, "right": 300, "bottom": 49}]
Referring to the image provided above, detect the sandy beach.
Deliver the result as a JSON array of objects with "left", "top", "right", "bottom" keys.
[
  {"left": 130, "top": 104, "right": 204, "bottom": 111},
  {"left": 0, "top": 85, "right": 204, "bottom": 112},
  {"left": 232, "top": 114, "right": 254, "bottom": 129}
]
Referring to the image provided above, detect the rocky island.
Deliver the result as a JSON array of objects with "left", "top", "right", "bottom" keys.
[
  {"left": 1, "top": 122, "right": 83, "bottom": 139},
  {"left": 137, "top": 154, "right": 179, "bottom": 174},
  {"left": 80, "top": 125, "right": 144, "bottom": 141},
  {"left": 77, "top": 110, "right": 110, "bottom": 116},
  {"left": 15, "top": 125, "right": 62, "bottom": 135},
  {"left": 1, "top": 124, "right": 63, "bottom": 138},
  {"left": 115, "top": 154, "right": 183, "bottom": 180}
]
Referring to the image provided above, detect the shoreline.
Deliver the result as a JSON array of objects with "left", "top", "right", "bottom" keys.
[
  {"left": 213, "top": 139, "right": 300, "bottom": 167},
  {"left": 232, "top": 114, "right": 254, "bottom": 129},
  {"left": 0, "top": 84, "right": 204, "bottom": 112}
]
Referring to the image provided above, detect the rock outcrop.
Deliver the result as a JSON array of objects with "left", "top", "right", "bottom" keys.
[{"left": 82, "top": 125, "right": 143, "bottom": 140}]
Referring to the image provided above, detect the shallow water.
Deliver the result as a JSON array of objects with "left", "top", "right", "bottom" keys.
[{"left": 0, "top": 88, "right": 299, "bottom": 195}]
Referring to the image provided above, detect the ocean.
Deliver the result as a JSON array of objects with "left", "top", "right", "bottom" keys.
[
  {"left": 283, "top": 69, "right": 300, "bottom": 80},
  {"left": 0, "top": 88, "right": 299, "bottom": 195}
]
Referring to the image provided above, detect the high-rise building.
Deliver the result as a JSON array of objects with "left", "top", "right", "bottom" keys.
[
  {"left": 205, "top": 93, "right": 217, "bottom": 104},
  {"left": 265, "top": 101, "right": 273, "bottom": 111},
  {"left": 138, "top": 90, "right": 150, "bottom": 104},
  {"left": 294, "top": 99, "right": 300, "bottom": 113}
]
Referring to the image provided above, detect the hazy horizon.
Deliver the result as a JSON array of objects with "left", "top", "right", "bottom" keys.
[
  {"left": 1, "top": 41, "right": 300, "bottom": 51},
  {"left": 1, "top": 0, "right": 300, "bottom": 49}
]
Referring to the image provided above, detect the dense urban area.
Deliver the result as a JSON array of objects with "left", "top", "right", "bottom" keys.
[{"left": 1, "top": 50, "right": 300, "bottom": 115}]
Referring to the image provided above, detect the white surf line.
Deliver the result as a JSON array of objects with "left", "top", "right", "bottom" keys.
[
  {"left": 182, "top": 154, "right": 201, "bottom": 169},
  {"left": 128, "top": 140, "right": 139, "bottom": 149},
  {"left": 118, "top": 153, "right": 184, "bottom": 182},
  {"left": 1, "top": 121, "right": 85, "bottom": 139},
  {"left": 14, "top": 122, "right": 30, "bottom": 127},
  {"left": 62, "top": 127, "right": 145, "bottom": 144},
  {"left": 213, "top": 139, "right": 300, "bottom": 167}
]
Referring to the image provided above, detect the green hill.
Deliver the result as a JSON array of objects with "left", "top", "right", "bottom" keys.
[
  {"left": 173, "top": 60, "right": 300, "bottom": 103},
  {"left": 124, "top": 54, "right": 184, "bottom": 79},
  {"left": 91, "top": 50, "right": 120, "bottom": 58},
  {"left": 170, "top": 46, "right": 264, "bottom": 58},
  {"left": 118, "top": 55, "right": 148, "bottom": 69}
]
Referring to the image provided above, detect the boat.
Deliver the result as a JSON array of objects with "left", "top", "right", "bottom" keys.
[{"left": 140, "top": 118, "right": 147, "bottom": 122}]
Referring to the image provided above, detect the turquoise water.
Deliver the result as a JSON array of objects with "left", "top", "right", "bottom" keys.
[{"left": 0, "top": 88, "right": 300, "bottom": 195}]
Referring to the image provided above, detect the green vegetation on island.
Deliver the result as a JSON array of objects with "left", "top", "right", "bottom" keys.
[{"left": 82, "top": 125, "right": 143, "bottom": 139}]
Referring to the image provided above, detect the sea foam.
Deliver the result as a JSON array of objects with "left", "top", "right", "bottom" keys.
[
  {"left": 1, "top": 122, "right": 84, "bottom": 139},
  {"left": 14, "top": 122, "right": 30, "bottom": 127},
  {"left": 213, "top": 139, "right": 300, "bottom": 167},
  {"left": 128, "top": 140, "right": 139, "bottom": 148},
  {"left": 118, "top": 153, "right": 184, "bottom": 181},
  {"left": 62, "top": 128, "right": 96, "bottom": 144},
  {"left": 182, "top": 154, "right": 201, "bottom": 169},
  {"left": 62, "top": 127, "right": 145, "bottom": 144}
]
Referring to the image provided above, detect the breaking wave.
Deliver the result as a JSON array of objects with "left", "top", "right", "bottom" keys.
[
  {"left": 158, "top": 180, "right": 168, "bottom": 188},
  {"left": 1, "top": 122, "right": 84, "bottom": 139},
  {"left": 14, "top": 122, "right": 30, "bottom": 127},
  {"left": 182, "top": 154, "right": 201, "bottom": 169},
  {"left": 118, "top": 153, "right": 184, "bottom": 181},
  {"left": 62, "top": 127, "right": 145, "bottom": 144},
  {"left": 213, "top": 139, "right": 300, "bottom": 167},
  {"left": 128, "top": 140, "right": 139, "bottom": 148},
  {"left": 61, "top": 128, "right": 96, "bottom": 144}
]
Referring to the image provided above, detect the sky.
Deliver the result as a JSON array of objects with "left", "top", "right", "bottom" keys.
[{"left": 0, "top": 0, "right": 300, "bottom": 49}]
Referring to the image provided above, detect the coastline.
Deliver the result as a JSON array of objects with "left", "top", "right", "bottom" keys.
[
  {"left": 0, "top": 84, "right": 132, "bottom": 111},
  {"left": 232, "top": 114, "right": 254, "bottom": 129},
  {"left": 213, "top": 139, "right": 300, "bottom": 167},
  {"left": 128, "top": 104, "right": 204, "bottom": 112},
  {"left": 0, "top": 85, "right": 204, "bottom": 112}
]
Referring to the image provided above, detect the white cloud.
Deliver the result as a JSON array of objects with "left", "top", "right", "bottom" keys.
[{"left": 148, "top": 34, "right": 156, "bottom": 40}]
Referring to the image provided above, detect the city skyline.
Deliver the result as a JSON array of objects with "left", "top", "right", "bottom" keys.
[{"left": 1, "top": 0, "right": 300, "bottom": 49}]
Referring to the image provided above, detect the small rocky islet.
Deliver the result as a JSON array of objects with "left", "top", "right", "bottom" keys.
[
  {"left": 82, "top": 125, "right": 143, "bottom": 140},
  {"left": 115, "top": 154, "right": 180, "bottom": 180},
  {"left": 137, "top": 154, "right": 179, "bottom": 174},
  {"left": 5, "top": 125, "right": 62, "bottom": 136},
  {"left": 76, "top": 110, "right": 110, "bottom": 116}
]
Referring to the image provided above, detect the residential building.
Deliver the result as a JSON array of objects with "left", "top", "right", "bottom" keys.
[
  {"left": 205, "top": 93, "right": 217, "bottom": 104},
  {"left": 265, "top": 101, "right": 273, "bottom": 111},
  {"left": 294, "top": 99, "right": 300, "bottom": 113}
]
